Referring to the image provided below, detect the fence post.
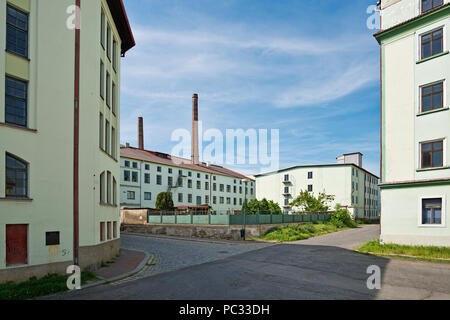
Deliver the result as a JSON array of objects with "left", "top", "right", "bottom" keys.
[
  {"left": 208, "top": 211, "right": 211, "bottom": 225},
  {"left": 270, "top": 212, "right": 273, "bottom": 224},
  {"left": 160, "top": 210, "right": 163, "bottom": 224},
  {"left": 175, "top": 210, "right": 177, "bottom": 224},
  {"left": 190, "top": 210, "right": 193, "bottom": 224}
]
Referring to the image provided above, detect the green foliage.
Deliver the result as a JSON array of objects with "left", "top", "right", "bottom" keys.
[
  {"left": 155, "top": 192, "right": 175, "bottom": 210},
  {"left": 242, "top": 198, "right": 282, "bottom": 215},
  {"left": 0, "top": 271, "right": 99, "bottom": 300},
  {"left": 289, "top": 190, "right": 335, "bottom": 213},
  {"left": 329, "top": 204, "right": 358, "bottom": 228},
  {"left": 358, "top": 239, "right": 450, "bottom": 260},
  {"left": 261, "top": 222, "right": 341, "bottom": 242}
]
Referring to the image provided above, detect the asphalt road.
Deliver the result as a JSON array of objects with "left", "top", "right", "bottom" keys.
[{"left": 52, "top": 225, "right": 450, "bottom": 300}]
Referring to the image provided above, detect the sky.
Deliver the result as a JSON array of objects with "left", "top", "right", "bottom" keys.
[{"left": 120, "top": 0, "right": 381, "bottom": 177}]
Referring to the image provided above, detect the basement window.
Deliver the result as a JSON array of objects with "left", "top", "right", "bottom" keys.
[
  {"left": 422, "top": 198, "right": 442, "bottom": 225},
  {"left": 46, "top": 232, "right": 60, "bottom": 246}
]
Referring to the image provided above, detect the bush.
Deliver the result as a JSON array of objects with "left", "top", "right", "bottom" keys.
[{"left": 329, "top": 205, "right": 358, "bottom": 228}]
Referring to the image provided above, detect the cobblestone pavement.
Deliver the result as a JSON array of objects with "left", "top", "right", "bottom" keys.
[{"left": 119, "top": 234, "right": 274, "bottom": 280}]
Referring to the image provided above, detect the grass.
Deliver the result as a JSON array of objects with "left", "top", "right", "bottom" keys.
[
  {"left": 357, "top": 239, "right": 450, "bottom": 261},
  {"left": 0, "top": 270, "right": 99, "bottom": 300},
  {"left": 260, "top": 222, "right": 349, "bottom": 242}
]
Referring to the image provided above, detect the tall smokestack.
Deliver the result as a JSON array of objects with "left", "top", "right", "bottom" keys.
[
  {"left": 191, "top": 94, "right": 200, "bottom": 165},
  {"left": 138, "top": 117, "right": 144, "bottom": 150}
]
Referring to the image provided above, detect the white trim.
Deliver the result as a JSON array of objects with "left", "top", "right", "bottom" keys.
[{"left": 418, "top": 195, "right": 447, "bottom": 227}]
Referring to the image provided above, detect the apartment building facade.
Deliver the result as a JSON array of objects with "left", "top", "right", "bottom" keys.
[
  {"left": 376, "top": 0, "right": 450, "bottom": 245},
  {"left": 255, "top": 153, "right": 379, "bottom": 219},
  {"left": 0, "top": 0, "right": 134, "bottom": 282}
]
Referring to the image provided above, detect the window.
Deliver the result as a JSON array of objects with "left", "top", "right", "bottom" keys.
[
  {"left": 421, "top": 0, "right": 443, "bottom": 13},
  {"left": 233, "top": 198, "right": 237, "bottom": 205},
  {"left": 145, "top": 164, "right": 150, "bottom": 170},
  {"left": 5, "top": 154, "right": 28, "bottom": 198},
  {"left": 112, "top": 82, "right": 117, "bottom": 114},
  {"left": 188, "top": 179, "right": 192, "bottom": 188},
  {"left": 132, "top": 171, "right": 138, "bottom": 183},
  {"left": 111, "top": 127, "right": 116, "bottom": 159},
  {"left": 227, "top": 185, "right": 231, "bottom": 193},
  {"left": 205, "top": 174, "right": 209, "bottom": 179},
  {"left": 107, "top": 171, "right": 111, "bottom": 204},
  {"left": 220, "top": 184, "right": 224, "bottom": 192},
  {"left": 100, "top": 61, "right": 104, "bottom": 98},
  {"left": 205, "top": 196, "right": 209, "bottom": 204},
  {"left": 113, "top": 221, "right": 117, "bottom": 238},
  {"left": 105, "top": 120, "right": 110, "bottom": 154},
  {"left": 113, "top": 38, "right": 118, "bottom": 71},
  {"left": 205, "top": 182, "right": 209, "bottom": 190},
  {"left": 178, "top": 193, "right": 183, "bottom": 202},
  {"left": 145, "top": 173, "right": 150, "bottom": 184},
  {"left": 133, "top": 162, "right": 138, "bottom": 169},
  {"left": 196, "top": 181, "right": 201, "bottom": 189},
  {"left": 227, "top": 197, "right": 231, "bottom": 205},
  {"left": 157, "top": 175, "right": 162, "bottom": 185},
  {"left": 127, "top": 191, "right": 135, "bottom": 200},
  {"left": 188, "top": 172, "right": 192, "bottom": 177},
  {"left": 233, "top": 186, "right": 237, "bottom": 193},
  {"left": 284, "top": 187, "right": 289, "bottom": 194},
  {"left": 308, "top": 172, "right": 313, "bottom": 179},
  {"left": 213, "top": 176, "right": 216, "bottom": 181},
  {"left": 106, "top": 72, "right": 111, "bottom": 107},
  {"left": 422, "top": 198, "right": 442, "bottom": 225},
  {"left": 107, "top": 222, "right": 111, "bottom": 240},
  {"left": 188, "top": 194, "right": 192, "bottom": 203},
  {"left": 157, "top": 166, "right": 162, "bottom": 172},
  {"left": 6, "top": 5, "right": 28, "bottom": 57},
  {"left": 213, "top": 196, "right": 217, "bottom": 204},
  {"left": 284, "top": 174, "right": 289, "bottom": 182},
  {"left": 213, "top": 183, "right": 217, "bottom": 191},
  {"left": 179, "top": 170, "right": 183, "bottom": 175},
  {"left": 421, "top": 82, "right": 443, "bottom": 112},
  {"left": 284, "top": 199, "right": 289, "bottom": 206},
  {"left": 113, "top": 178, "right": 117, "bottom": 205},
  {"left": 5, "top": 76, "right": 27, "bottom": 127},
  {"left": 125, "top": 160, "right": 130, "bottom": 167},
  {"left": 196, "top": 196, "right": 202, "bottom": 205},
  {"left": 100, "top": 222, "right": 105, "bottom": 242},
  {"left": 100, "top": 172, "right": 105, "bottom": 203},
  {"left": 99, "top": 113, "right": 104, "bottom": 149},
  {"left": 124, "top": 170, "right": 130, "bottom": 182},
  {"left": 100, "top": 10, "right": 105, "bottom": 47},
  {"left": 197, "top": 173, "right": 201, "bottom": 178},
  {"left": 239, "top": 198, "right": 242, "bottom": 205},
  {"left": 308, "top": 185, "right": 313, "bottom": 192},
  {"left": 107, "top": 24, "right": 111, "bottom": 59},
  {"left": 168, "top": 168, "right": 172, "bottom": 174},
  {"left": 144, "top": 192, "right": 151, "bottom": 200},
  {"left": 421, "top": 28, "right": 443, "bottom": 59},
  {"left": 168, "top": 176, "right": 173, "bottom": 186},
  {"left": 220, "top": 197, "right": 224, "bottom": 204},
  {"left": 421, "top": 140, "right": 443, "bottom": 168}
]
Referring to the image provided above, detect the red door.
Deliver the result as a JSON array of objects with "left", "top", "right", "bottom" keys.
[{"left": 6, "top": 224, "right": 28, "bottom": 266}]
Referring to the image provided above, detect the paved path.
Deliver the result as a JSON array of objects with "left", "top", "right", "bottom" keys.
[{"left": 51, "top": 226, "right": 450, "bottom": 300}]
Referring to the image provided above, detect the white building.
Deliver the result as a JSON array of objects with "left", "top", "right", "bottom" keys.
[
  {"left": 120, "top": 95, "right": 255, "bottom": 213},
  {"left": 255, "top": 153, "right": 379, "bottom": 219},
  {"left": 375, "top": 0, "right": 450, "bottom": 246}
]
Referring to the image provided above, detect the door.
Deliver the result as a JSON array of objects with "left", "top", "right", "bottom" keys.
[{"left": 6, "top": 224, "right": 28, "bottom": 266}]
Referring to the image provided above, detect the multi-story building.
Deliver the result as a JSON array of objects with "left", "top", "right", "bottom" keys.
[
  {"left": 0, "top": 0, "right": 134, "bottom": 282},
  {"left": 120, "top": 96, "right": 256, "bottom": 213},
  {"left": 375, "top": 0, "right": 450, "bottom": 246},
  {"left": 255, "top": 153, "right": 379, "bottom": 218}
]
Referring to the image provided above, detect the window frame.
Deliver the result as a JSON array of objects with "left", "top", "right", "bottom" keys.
[
  {"left": 6, "top": 5, "right": 29, "bottom": 58},
  {"left": 420, "top": 139, "right": 444, "bottom": 169},
  {"left": 420, "top": 80, "right": 444, "bottom": 113},
  {"left": 421, "top": 28, "right": 444, "bottom": 60},
  {"left": 418, "top": 196, "right": 446, "bottom": 227},
  {"left": 421, "top": 0, "right": 444, "bottom": 14},
  {"left": 5, "top": 153, "right": 28, "bottom": 198},
  {"left": 5, "top": 76, "right": 28, "bottom": 127}
]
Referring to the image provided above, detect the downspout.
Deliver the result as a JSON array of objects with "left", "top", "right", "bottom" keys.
[
  {"left": 73, "top": 0, "right": 81, "bottom": 265},
  {"left": 379, "top": 12, "right": 383, "bottom": 236}
]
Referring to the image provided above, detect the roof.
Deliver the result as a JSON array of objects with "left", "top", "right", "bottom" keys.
[
  {"left": 374, "top": 3, "right": 450, "bottom": 43},
  {"left": 254, "top": 163, "right": 379, "bottom": 179},
  {"left": 107, "top": 0, "right": 135, "bottom": 55},
  {"left": 120, "top": 147, "right": 255, "bottom": 181}
]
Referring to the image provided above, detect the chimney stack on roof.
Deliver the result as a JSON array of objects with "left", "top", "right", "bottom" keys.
[
  {"left": 138, "top": 117, "right": 144, "bottom": 150},
  {"left": 191, "top": 94, "right": 200, "bottom": 165}
]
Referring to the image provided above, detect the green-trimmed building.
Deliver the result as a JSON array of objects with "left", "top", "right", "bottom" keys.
[
  {"left": 0, "top": 0, "right": 134, "bottom": 282},
  {"left": 375, "top": 0, "right": 450, "bottom": 246}
]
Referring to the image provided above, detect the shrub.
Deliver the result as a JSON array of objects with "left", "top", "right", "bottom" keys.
[{"left": 329, "top": 205, "right": 357, "bottom": 228}]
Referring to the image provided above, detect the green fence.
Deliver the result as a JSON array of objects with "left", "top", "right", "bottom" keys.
[{"left": 148, "top": 212, "right": 332, "bottom": 225}]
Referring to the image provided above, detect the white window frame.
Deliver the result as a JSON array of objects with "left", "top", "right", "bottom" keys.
[{"left": 418, "top": 195, "right": 446, "bottom": 227}]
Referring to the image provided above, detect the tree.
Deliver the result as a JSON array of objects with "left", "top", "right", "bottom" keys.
[
  {"left": 289, "top": 190, "right": 335, "bottom": 213},
  {"left": 268, "top": 200, "right": 282, "bottom": 215},
  {"left": 155, "top": 192, "right": 174, "bottom": 210},
  {"left": 241, "top": 198, "right": 282, "bottom": 215}
]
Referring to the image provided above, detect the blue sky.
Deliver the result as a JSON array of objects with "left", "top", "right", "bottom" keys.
[{"left": 120, "top": 0, "right": 381, "bottom": 176}]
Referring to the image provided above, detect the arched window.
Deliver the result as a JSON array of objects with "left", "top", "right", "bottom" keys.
[{"left": 6, "top": 153, "right": 28, "bottom": 198}]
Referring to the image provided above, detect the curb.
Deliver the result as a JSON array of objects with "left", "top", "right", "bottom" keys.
[{"left": 354, "top": 250, "right": 450, "bottom": 262}]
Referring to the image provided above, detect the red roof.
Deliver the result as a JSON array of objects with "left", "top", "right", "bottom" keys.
[
  {"left": 120, "top": 147, "right": 255, "bottom": 181},
  {"left": 107, "top": 0, "right": 135, "bottom": 55}
]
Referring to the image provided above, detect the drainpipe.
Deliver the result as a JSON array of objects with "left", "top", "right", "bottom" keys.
[{"left": 73, "top": 0, "right": 81, "bottom": 266}]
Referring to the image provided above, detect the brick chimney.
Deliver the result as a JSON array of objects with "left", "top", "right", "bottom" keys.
[
  {"left": 191, "top": 94, "right": 200, "bottom": 165},
  {"left": 138, "top": 117, "right": 144, "bottom": 150}
]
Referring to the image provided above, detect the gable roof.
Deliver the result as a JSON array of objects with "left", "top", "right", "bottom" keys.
[
  {"left": 107, "top": 0, "right": 135, "bottom": 55},
  {"left": 120, "top": 147, "right": 255, "bottom": 181}
]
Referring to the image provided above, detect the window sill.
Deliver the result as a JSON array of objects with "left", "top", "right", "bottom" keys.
[
  {"left": 0, "top": 197, "right": 33, "bottom": 202},
  {"left": 416, "top": 51, "right": 449, "bottom": 64},
  {"left": 0, "top": 122, "right": 37, "bottom": 133},
  {"left": 417, "top": 107, "right": 449, "bottom": 117},
  {"left": 418, "top": 224, "right": 446, "bottom": 228},
  {"left": 416, "top": 166, "right": 450, "bottom": 172},
  {"left": 5, "top": 49, "right": 30, "bottom": 61}
]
